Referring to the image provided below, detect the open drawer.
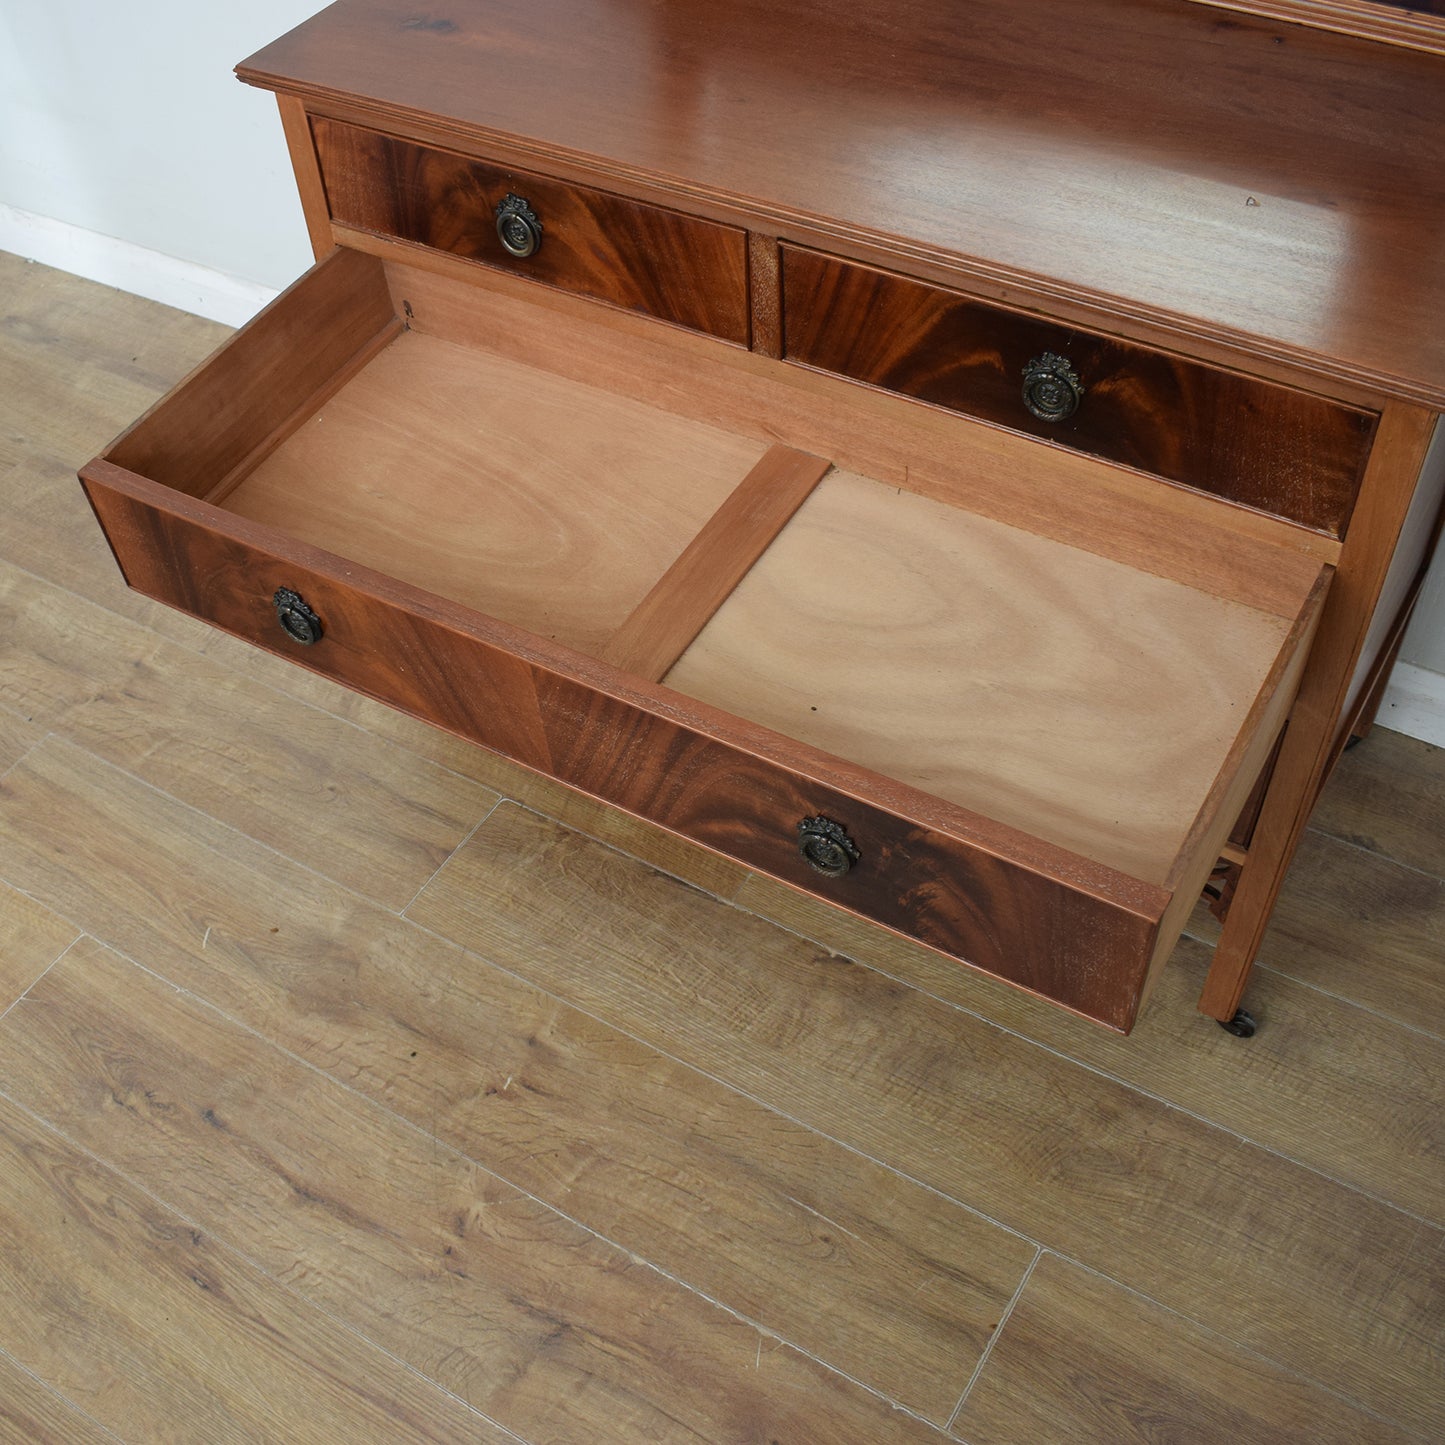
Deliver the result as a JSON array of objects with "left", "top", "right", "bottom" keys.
[{"left": 80, "top": 248, "right": 1331, "bottom": 1031}]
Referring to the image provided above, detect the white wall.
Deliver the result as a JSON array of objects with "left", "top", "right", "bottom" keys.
[
  {"left": 0, "top": 1, "right": 324, "bottom": 298},
  {"left": 2, "top": 1, "right": 1442, "bottom": 739}
]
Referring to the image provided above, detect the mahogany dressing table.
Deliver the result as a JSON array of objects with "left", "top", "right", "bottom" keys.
[{"left": 80, "top": 0, "right": 1445, "bottom": 1032}]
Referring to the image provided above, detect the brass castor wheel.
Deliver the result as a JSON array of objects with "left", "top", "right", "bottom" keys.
[{"left": 1218, "top": 1008, "right": 1257, "bottom": 1038}]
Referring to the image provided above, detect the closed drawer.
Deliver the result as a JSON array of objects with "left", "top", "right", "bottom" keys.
[
  {"left": 781, "top": 246, "right": 1377, "bottom": 538},
  {"left": 80, "top": 247, "right": 1330, "bottom": 1032},
  {"left": 313, "top": 115, "right": 751, "bottom": 344}
]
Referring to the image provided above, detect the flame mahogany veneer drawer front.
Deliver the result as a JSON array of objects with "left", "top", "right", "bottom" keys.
[
  {"left": 313, "top": 115, "right": 751, "bottom": 344},
  {"left": 78, "top": 249, "right": 1332, "bottom": 1033},
  {"left": 780, "top": 246, "right": 1378, "bottom": 538},
  {"left": 80, "top": 468, "right": 1174, "bottom": 1031}
]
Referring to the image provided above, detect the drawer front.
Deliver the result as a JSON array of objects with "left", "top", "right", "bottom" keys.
[
  {"left": 82, "top": 462, "right": 1166, "bottom": 1032},
  {"left": 782, "top": 247, "right": 1377, "bottom": 537},
  {"left": 313, "top": 116, "right": 751, "bottom": 344}
]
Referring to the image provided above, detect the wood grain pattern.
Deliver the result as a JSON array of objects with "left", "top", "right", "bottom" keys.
[
  {"left": 239, "top": 0, "right": 1445, "bottom": 406},
  {"left": 953, "top": 1253, "right": 1418, "bottom": 1444},
  {"left": 1186, "top": 0, "right": 1445, "bottom": 54},
  {"left": 1311, "top": 725, "right": 1445, "bottom": 876},
  {"left": 0, "top": 738, "right": 1034, "bottom": 1426},
  {"left": 665, "top": 468, "right": 1313, "bottom": 882},
  {"left": 381, "top": 253, "right": 1343, "bottom": 598},
  {"left": 2, "top": 566, "right": 499, "bottom": 911},
  {"left": 407, "top": 803, "right": 1445, "bottom": 1435},
  {"left": 747, "top": 232, "right": 782, "bottom": 358},
  {"left": 601, "top": 444, "right": 832, "bottom": 680},
  {"left": 1200, "top": 402, "right": 1439, "bottom": 1018},
  {"left": 276, "top": 94, "right": 336, "bottom": 259},
  {"left": 0, "top": 882, "right": 76, "bottom": 1017},
  {"left": 782, "top": 248, "right": 1377, "bottom": 537},
  {"left": 0, "top": 709, "right": 42, "bottom": 777},
  {"left": 0, "top": 1354, "right": 119, "bottom": 1445},
  {"left": 81, "top": 455, "right": 1176, "bottom": 1029},
  {"left": 1253, "top": 830, "right": 1445, "bottom": 1036},
  {"left": 0, "top": 939, "right": 965, "bottom": 1444},
  {"left": 313, "top": 115, "right": 751, "bottom": 342},
  {"left": 102, "top": 247, "right": 397, "bottom": 500},
  {"left": 226, "top": 328, "right": 766, "bottom": 656},
  {"left": 740, "top": 863, "right": 1445, "bottom": 1224},
  {"left": 0, "top": 1094, "right": 512, "bottom": 1444}
]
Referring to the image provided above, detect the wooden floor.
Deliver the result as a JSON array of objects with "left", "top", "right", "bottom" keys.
[{"left": 1, "top": 250, "right": 1442, "bottom": 1443}]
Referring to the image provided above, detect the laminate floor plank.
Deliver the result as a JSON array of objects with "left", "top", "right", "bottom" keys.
[
  {"left": 1186, "top": 830, "right": 1445, "bottom": 1037},
  {"left": 0, "top": 737, "right": 1029, "bottom": 1426},
  {"left": 0, "top": 937, "right": 960, "bottom": 1445},
  {"left": 0, "top": 266, "right": 220, "bottom": 476},
  {"left": 0, "top": 567, "right": 158, "bottom": 728},
  {"left": 952, "top": 1253, "right": 1419, "bottom": 1445},
  {"left": 409, "top": 803, "right": 1445, "bottom": 1437},
  {"left": 0, "top": 706, "right": 43, "bottom": 772},
  {"left": 1310, "top": 729, "right": 1445, "bottom": 877},
  {"left": 737, "top": 875, "right": 1445, "bottom": 1222},
  {"left": 0, "top": 566, "right": 499, "bottom": 910},
  {"left": 0, "top": 1093, "right": 517, "bottom": 1444},
  {"left": 0, "top": 1350, "right": 117, "bottom": 1445},
  {"left": 0, "top": 881, "right": 78, "bottom": 1015}
]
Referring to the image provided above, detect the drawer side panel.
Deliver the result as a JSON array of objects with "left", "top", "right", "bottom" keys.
[{"left": 80, "top": 463, "right": 1165, "bottom": 1031}]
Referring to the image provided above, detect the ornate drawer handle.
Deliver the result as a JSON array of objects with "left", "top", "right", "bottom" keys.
[
  {"left": 1022, "top": 353, "right": 1083, "bottom": 422},
  {"left": 273, "top": 587, "right": 322, "bottom": 645},
  {"left": 797, "top": 816, "right": 861, "bottom": 877},
  {"left": 495, "top": 193, "right": 543, "bottom": 258}
]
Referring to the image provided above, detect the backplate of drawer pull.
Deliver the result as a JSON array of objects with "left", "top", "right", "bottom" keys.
[
  {"left": 1022, "top": 353, "right": 1084, "bottom": 422},
  {"left": 495, "top": 193, "right": 542, "bottom": 258},
  {"left": 274, "top": 587, "right": 323, "bottom": 645},
  {"left": 798, "top": 816, "right": 861, "bottom": 877}
]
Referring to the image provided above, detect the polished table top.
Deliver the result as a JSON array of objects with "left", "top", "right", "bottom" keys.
[{"left": 241, "top": 0, "right": 1445, "bottom": 406}]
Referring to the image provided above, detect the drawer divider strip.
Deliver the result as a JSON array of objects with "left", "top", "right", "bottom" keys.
[{"left": 600, "top": 444, "right": 832, "bottom": 682}]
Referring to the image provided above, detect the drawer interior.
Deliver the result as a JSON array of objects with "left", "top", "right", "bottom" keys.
[
  {"left": 91, "top": 246, "right": 1330, "bottom": 969},
  {"left": 664, "top": 469, "right": 1300, "bottom": 883},
  {"left": 224, "top": 331, "right": 767, "bottom": 656}
]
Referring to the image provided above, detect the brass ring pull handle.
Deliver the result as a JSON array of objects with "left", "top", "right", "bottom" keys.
[
  {"left": 495, "top": 193, "right": 543, "bottom": 258},
  {"left": 274, "top": 587, "right": 322, "bottom": 646},
  {"left": 1022, "top": 353, "right": 1083, "bottom": 422},
  {"left": 797, "top": 816, "right": 861, "bottom": 877}
]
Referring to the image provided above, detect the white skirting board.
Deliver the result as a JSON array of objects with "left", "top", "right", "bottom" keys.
[
  {"left": 0, "top": 204, "right": 278, "bottom": 328},
  {"left": 1378, "top": 662, "right": 1445, "bottom": 749},
  {"left": 4, "top": 207, "right": 1443, "bottom": 749}
]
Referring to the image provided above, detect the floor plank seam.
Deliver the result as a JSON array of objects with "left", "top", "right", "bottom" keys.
[
  {"left": 945, "top": 1246, "right": 1041, "bottom": 1433},
  {"left": 400, "top": 922, "right": 1445, "bottom": 1432},
  {"left": 1250, "top": 957, "right": 1445, "bottom": 1049},
  {"left": 717, "top": 899, "right": 1445, "bottom": 1227},
  {"left": 8, "top": 732, "right": 472, "bottom": 925},
  {"left": 1, "top": 551, "right": 506, "bottom": 790},
  {"left": 395, "top": 792, "right": 507, "bottom": 915},
  {"left": 0, "top": 726, "right": 52, "bottom": 784},
  {"left": 0, "top": 933, "right": 85, "bottom": 1029},
  {"left": 498, "top": 799, "right": 749, "bottom": 906},
  {"left": 0, "top": 1339, "right": 131, "bottom": 1444},
  {"left": 1053, "top": 1251, "right": 1442, "bottom": 1443},
  {"left": 1303, "top": 821, "right": 1445, "bottom": 885},
  {"left": 9, "top": 734, "right": 1443, "bottom": 1370},
  {"left": 56, "top": 935, "right": 958, "bottom": 1437},
  {"left": 0, "top": 1080, "right": 540, "bottom": 1445}
]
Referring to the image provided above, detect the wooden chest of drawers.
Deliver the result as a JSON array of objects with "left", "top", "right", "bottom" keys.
[{"left": 80, "top": 0, "right": 1445, "bottom": 1032}]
